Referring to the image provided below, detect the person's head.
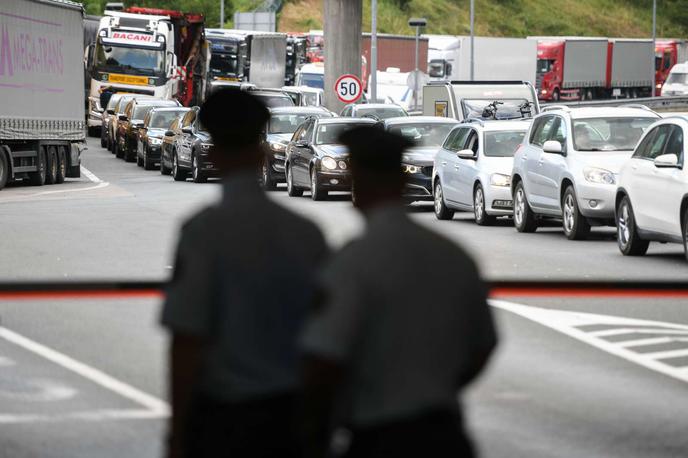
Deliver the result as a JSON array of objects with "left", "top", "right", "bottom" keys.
[
  {"left": 339, "top": 126, "right": 411, "bottom": 212},
  {"left": 199, "top": 89, "right": 269, "bottom": 175}
]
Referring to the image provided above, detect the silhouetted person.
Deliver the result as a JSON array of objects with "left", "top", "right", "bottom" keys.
[
  {"left": 300, "top": 127, "right": 497, "bottom": 458},
  {"left": 161, "top": 89, "right": 329, "bottom": 458}
]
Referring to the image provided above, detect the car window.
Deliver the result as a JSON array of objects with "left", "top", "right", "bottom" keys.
[
  {"left": 464, "top": 129, "right": 479, "bottom": 154},
  {"left": 551, "top": 117, "right": 568, "bottom": 145},
  {"left": 644, "top": 124, "right": 672, "bottom": 160},
  {"left": 530, "top": 116, "right": 556, "bottom": 146},
  {"left": 633, "top": 127, "right": 657, "bottom": 159},
  {"left": 663, "top": 125, "right": 684, "bottom": 162},
  {"left": 292, "top": 125, "right": 305, "bottom": 142},
  {"left": 303, "top": 121, "right": 315, "bottom": 143},
  {"left": 444, "top": 128, "right": 468, "bottom": 151},
  {"left": 182, "top": 111, "right": 196, "bottom": 128}
]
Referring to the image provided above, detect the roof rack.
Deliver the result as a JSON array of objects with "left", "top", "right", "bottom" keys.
[
  {"left": 461, "top": 118, "right": 485, "bottom": 126},
  {"left": 541, "top": 105, "right": 571, "bottom": 112}
]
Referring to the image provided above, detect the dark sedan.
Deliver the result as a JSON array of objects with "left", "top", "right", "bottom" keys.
[
  {"left": 249, "top": 89, "right": 296, "bottom": 108},
  {"left": 161, "top": 107, "right": 216, "bottom": 183},
  {"left": 137, "top": 107, "right": 191, "bottom": 170},
  {"left": 116, "top": 98, "right": 180, "bottom": 162},
  {"left": 285, "top": 117, "right": 377, "bottom": 201},
  {"left": 262, "top": 106, "right": 334, "bottom": 190},
  {"left": 380, "top": 116, "right": 458, "bottom": 202}
]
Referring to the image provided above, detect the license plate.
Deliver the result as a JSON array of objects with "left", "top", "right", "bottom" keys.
[
  {"left": 612, "top": 88, "right": 621, "bottom": 97},
  {"left": 493, "top": 200, "right": 513, "bottom": 208},
  {"left": 107, "top": 74, "right": 150, "bottom": 86}
]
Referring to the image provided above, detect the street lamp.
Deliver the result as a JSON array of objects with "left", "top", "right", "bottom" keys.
[{"left": 408, "top": 17, "right": 427, "bottom": 110}]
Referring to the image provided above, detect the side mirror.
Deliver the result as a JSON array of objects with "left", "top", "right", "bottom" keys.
[
  {"left": 654, "top": 153, "right": 679, "bottom": 168},
  {"left": 457, "top": 149, "right": 476, "bottom": 160},
  {"left": 294, "top": 140, "right": 308, "bottom": 148},
  {"left": 543, "top": 140, "right": 563, "bottom": 154},
  {"left": 165, "top": 130, "right": 175, "bottom": 137},
  {"left": 118, "top": 115, "right": 128, "bottom": 121},
  {"left": 182, "top": 127, "right": 193, "bottom": 134}
]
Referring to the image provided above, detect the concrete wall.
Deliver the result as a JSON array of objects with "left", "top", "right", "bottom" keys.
[{"left": 324, "top": 0, "right": 362, "bottom": 111}]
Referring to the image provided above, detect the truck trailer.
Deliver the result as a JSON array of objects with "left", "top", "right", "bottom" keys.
[
  {"left": 84, "top": 7, "right": 207, "bottom": 134},
  {"left": 533, "top": 37, "right": 654, "bottom": 101},
  {"left": 426, "top": 35, "right": 537, "bottom": 86},
  {"left": 0, "top": 0, "right": 85, "bottom": 191}
]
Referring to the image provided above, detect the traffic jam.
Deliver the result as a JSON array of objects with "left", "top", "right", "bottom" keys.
[
  {"left": 2, "top": 1, "right": 688, "bottom": 458},
  {"left": 71, "top": 6, "right": 686, "bottom": 260}
]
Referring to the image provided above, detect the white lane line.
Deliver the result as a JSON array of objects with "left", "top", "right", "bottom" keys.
[
  {"left": 620, "top": 337, "right": 673, "bottom": 348},
  {"left": 490, "top": 300, "right": 688, "bottom": 384},
  {"left": 31, "top": 181, "right": 109, "bottom": 196},
  {"left": 589, "top": 328, "right": 688, "bottom": 338},
  {"left": 0, "top": 409, "right": 165, "bottom": 424},
  {"left": 642, "top": 348, "right": 688, "bottom": 360},
  {"left": 0, "top": 327, "right": 169, "bottom": 416},
  {"left": 80, "top": 165, "right": 104, "bottom": 184}
]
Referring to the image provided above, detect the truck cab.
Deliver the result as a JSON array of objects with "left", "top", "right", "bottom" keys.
[
  {"left": 655, "top": 40, "right": 688, "bottom": 96},
  {"left": 422, "top": 81, "right": 540, "bottom": 122},
  {"left": 205, "top": 29, "right": 247, "bottom": 94},
  {"left": 536, "top": 40, "right": 564, "bottom": 101}
]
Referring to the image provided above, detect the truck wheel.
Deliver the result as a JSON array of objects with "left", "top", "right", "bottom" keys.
[
  {"left": 45, "top": 146, "right": 58, "bottom": 185},
  {"left": 28, "top": 148, "right": 46, "bottom": 186},
  {"left": 551, "top": 89, "right": 560, "bottom": 102},
  {"left": 0, "top": 148, "right": 8, "bottom": 191},
  {"left": 55, "top": 146, "right": 67, "bottom": 184}
]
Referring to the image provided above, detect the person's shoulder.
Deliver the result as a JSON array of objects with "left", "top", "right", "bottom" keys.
[
  {"left": 179, "top": 205, "right": 221, "bottom": 238},
  {"left": 413, "top": 221, "right": 479, "bottom": 269}
]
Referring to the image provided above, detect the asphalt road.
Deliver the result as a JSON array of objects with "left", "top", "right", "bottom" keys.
[{"left": 0, "top": 138, "right": 686, "bottom": 457}]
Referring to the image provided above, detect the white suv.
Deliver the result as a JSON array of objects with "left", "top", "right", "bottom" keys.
[
  {"left": 433, "top": 119, "right": 531, "bottom": 225},
  {"left": 511, "top": 106, "right": 659, "bottom": 239},
  {"left": 615, "top": 116, "right": 688, "bottom": 260}
]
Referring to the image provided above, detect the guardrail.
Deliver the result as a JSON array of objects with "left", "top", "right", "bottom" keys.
[
  {"left": 0, "top": 280, "right": 687, "bottom": 300},
  {"left": 543, "top": 95, "right": 688, "bottom": 112}
]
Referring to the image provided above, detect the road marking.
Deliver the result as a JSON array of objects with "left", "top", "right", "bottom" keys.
[
  {"left": 80, "top": 165, "right": 104, "bottom": 184},
  {"left": 490, "top": 300, "right": 688, "bottom": 384},
  {"left": 0, "top": 378, "right": 77, "bottom": 402},
  {"left": 0, "top": 327, "right": 169, "bottom": 420},
  {"left": 0, "top": 408, "right": 164, "bottom": 424},
  {"left": 589, "top": 328, "right": 688, "bottom": 338}
]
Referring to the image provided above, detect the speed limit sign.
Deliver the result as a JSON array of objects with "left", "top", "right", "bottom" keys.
[{"left": 334, "top": 74, "right": 363, "bottom": 104}]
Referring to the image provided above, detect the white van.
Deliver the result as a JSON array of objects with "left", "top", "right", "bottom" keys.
[
  {"left": 661, "top": 62, "right": 688, "bottom": 96},
  {"left": 295, "top": 63, "right": 325, "bottom": 89}
]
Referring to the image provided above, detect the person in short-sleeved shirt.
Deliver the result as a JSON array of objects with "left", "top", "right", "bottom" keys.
[
  {"left": 161, "top": 90, "right": 328, "bottom": 458},
  {"left": 301, "top": 127, "right": 497, "bottom": 458}
]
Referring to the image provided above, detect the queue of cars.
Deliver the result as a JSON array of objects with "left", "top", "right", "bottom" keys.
[{"left": 99, "top": 90, "right": 687, "bottom": 261}]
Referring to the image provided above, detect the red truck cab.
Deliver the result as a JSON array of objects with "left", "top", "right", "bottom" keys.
[
  {"left": 655, "top": 40, "right": 687, "bottom": 96},
  {"left": 536, "top": 41, "right": 564, "bottom": 101}
]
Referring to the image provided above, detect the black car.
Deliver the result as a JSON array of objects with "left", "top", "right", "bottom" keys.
[
  {"left": 137, "top": 107, "right": 191, "bottom": 170},
  {"left": 262, "top": 106, "right": 334, "bottom": 190},
  {"left": 116, "top": 98, "right": 180, "bottom": 162},
  {"left": 249, "top": 89, "right": 296, "bottom": 108},
  {"left": 160, "top": 107, "right": 217, "bottom": 183},
  {"left": 380, "top": 116, "right": 459, "bottom": 202},
  {"left": 285, "top": 117, "right": 377, "bottom": 201}
]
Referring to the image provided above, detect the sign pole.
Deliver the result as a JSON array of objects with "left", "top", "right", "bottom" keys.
[{"left": 371, "top": 0, "right": 378, "bottom": 103}]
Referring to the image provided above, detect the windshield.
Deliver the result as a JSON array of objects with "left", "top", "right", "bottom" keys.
[
  {"left": 356, "top": 106, "right": 408, "bottom": 120},
  {"left": 270, "top": 114, "right": 323, "bottom": 134},
  {"left": 388, "top": 123, "right": 455, "bottom": 147},
  {"left": 107, "top": 94, "right": 124, "bottom": 110},
  {"left": 302, "top": 92, "right": 320, "bottom": 106},
  {"left": 572, "top": 117, "right": 656, "bottom": 151},
  {"left": 537, "top": 59, "right": 554, "bottom": 73},
  {"left": 666, "top": 73, "right": 688, "bottom": 85},
  {"left": 148, "top": 110, "right": 188, "bottom": 129},
  {"left": 484, "top": 130, "right": 527, "bottom": 157},
  {"left": 299, "top": 73, "right": 324, "bottom": 89},
  {"left": 316, "top": 123, "right": 370, "bottom": 145},
  {"left": 255, "top": 94, "right": 295, "bottom": 108},
  {"left": 210, "top": 53, "right": 239, "bottom": 77},
  {"left": 115, "top": 97, "right": 134, "bottom": 114},
  {"left": 95, "top": 42, "right": 164, "bottom": 76},
  {"left": 133, "top": 105, "right": 156, "bottom": 121},
  {"left": 463, "top": 99, "right": 533, "bottom": 120}
]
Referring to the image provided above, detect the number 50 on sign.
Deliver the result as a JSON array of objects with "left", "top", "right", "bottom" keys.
[{"left": 334, "top": 74, "right": 363, "bottom": 104}]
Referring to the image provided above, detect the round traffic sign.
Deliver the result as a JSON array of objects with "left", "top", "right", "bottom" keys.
[{"left": 334, "top": 74, "right": 363, "bottom": 104}]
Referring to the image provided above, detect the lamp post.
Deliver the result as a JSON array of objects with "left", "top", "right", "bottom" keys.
[
  {"left": 220, "top": 0, "right": 224, "bottom": 28},
  {"left": 652, "top": 0, "right": 657, "bottom": 95},
  {"left": 408, "top": 17, "right": 427, "bottom": 110},
  {"left": 470, "top": 0, "right": 474, "bottom": 80}
]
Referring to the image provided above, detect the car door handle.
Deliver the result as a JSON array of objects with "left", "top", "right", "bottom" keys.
[
  {"left": 454, "top": 165, "right": 460, "bottom": 170},
  {"left": 441, "top": 161, "right": 447, "bottom": 166},
  {"left": 521, "top": 156, "right": 527, "bottom": 161}
]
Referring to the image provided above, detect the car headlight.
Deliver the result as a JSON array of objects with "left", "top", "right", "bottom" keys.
[
  {"left": 149, "top": 137, "right": 162, "bottom": 145},
  {"left": 583, "top": 167, "right": 615, "bottom": 185},
  {"left": 490, "top": 173, "right": 511, "bottom": 187},
  {"left": 321, "top": 156, "right": 337, "bottom": 170},
  {"left": 269, "top": 142, "right": 287, "bottom": 152},
  {"left": 200, "top": 143, "right": 213, "bottom": 151},
  {"left": 402, "top": 164, "right": 421, "bottom": 174}
]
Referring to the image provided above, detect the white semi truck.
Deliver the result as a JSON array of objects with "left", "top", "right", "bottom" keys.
[
  {"left": 85, "top": 7, "right": 207, "bottom": 134},
  {"left": 0, "top": 0, "right": 85, "bottom": 191},
  {"left": 426, "top": 35, "right": 537, "bottom": 85}
]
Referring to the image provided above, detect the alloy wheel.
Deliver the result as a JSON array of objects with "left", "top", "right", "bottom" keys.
[
  {"left": 617, "top": 202, "right": 631, "bottom": 249},
  {"left": 474, "top": 187, "right": 484, "bottom": 221},
  {"left": 434, "top": 183, "right": 443, "bottom": 215},
  {"left": 515, "top": 188, "right": 525, "bottom": 226},
  {"left": 563, "top": 194, "right": 575, "bottom": 233}
]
